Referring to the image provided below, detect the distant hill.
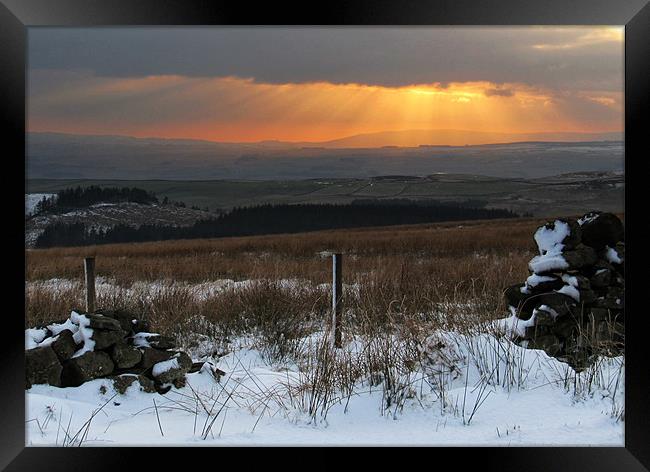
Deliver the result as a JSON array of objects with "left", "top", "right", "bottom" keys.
[
  {"left": 27, "top": 131, "right": 623, "bottom": 180},
  {"left": 318, "top": 129, "right": 623, "bottom": 148}
]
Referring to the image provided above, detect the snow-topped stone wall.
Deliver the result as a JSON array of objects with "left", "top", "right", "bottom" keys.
[
  {"left": 25, "top": 310, "right": 210, "bottom": 393},
  {"left": 503, "top": 211, "right": 624, "bottom": 369}
]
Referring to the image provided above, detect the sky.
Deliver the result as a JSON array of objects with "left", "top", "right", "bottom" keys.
[{"left": 27, "top": 27, "right": 624, "bottom": 144}]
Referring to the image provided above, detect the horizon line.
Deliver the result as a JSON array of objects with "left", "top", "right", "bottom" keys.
[{"left": 27, "top": 128, "right": 624, "bottom": 147}]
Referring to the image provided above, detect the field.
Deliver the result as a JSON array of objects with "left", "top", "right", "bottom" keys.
[
  {"left": 25, "top": 216, "right": 625, "bottom": 445},
  {"left": 27, "top": 171, "right": 624, "bottom": 216},
  {"left": 26, "top": 217, "right": 541, "bottom": 327}
]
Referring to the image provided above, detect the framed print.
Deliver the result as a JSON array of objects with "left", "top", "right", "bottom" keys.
[{"left": 2, "top": 0, "right": 648, "bottom": 469}]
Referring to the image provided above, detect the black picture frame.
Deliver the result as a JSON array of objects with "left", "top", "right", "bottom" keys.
[{"left": 2, "top": 0, "right": 648, "bottom": 469}]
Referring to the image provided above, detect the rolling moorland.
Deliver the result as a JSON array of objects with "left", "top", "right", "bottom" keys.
[{"left": 28, "top": 170, "right": 623, "bottom": 216}]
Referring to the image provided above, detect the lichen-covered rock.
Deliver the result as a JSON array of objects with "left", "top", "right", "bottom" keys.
[
  {"left": 578, "top": 212, "right": 624, "bottom": 250},
  {"left": 590, "top": 268, "right": 613, "bottom": 289},
  {"left": 504, "top": 283, "right": 532, "bottom": 314},
  {"left": 61, "top": 351, "right": 114, "bottom": 387},
  {"left": 92, "top": 327, "right": 128, "bottom": 350},
  {"left": 151, "top": 352, "right": 192, "bottom": 384},
  {"left": 50, "top": 329, "right": 78, "bottom": 362},
  {"left": 26, "top": 346, "right": 62, "bottom": 387},
  {"left": 522, "top": 274, "right": 565, "bottom": 294},
  {"left": 111, "top": 374, "right": 156, "bottom": 394},
  {"left": 137, "top": 347, "right": 175, "bottom": 370},
  {"left": 98, "top": 309, "right": 138, "bottom": 332},
  {"left": 133, "top": 333, "right": 176, "bottom": 350},
  {"left": 562, "top": 244, "right": 598, "bottom": 270},
  {"left": 110, "top": 342, "right": 142, "bottom": 369},
  {"left": 189, "top": 361, "right": 205, "bottom": 374},
  {"left": 85, "top": 313, "right": 123, "bottom": 331},
  {"left": 172, "top": 376, "right": 187, "bottom": 389},
  {"left": 532, "top": 308, "right": 555, "bottom": 326},
  {"left": 147, "top": 335, "right": 176, "bottom": 350},
  {"left": 521, "top": 292, "right": 576, "bottom": 319}
]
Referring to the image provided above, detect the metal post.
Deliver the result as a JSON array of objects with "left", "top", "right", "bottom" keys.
[
  {"left": 84, "top": 257, "right": 96, "bottom": 313},
  {"left": 332, "top": 253, "right": 343, "bottom": 348}
]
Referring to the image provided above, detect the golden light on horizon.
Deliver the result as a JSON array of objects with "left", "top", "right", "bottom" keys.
[{"left": 29, "top": 75, "right": 622, "bottom": 144}]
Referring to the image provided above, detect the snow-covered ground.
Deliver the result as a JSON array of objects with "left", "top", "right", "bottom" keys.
[
  {"left": 25, "top": 193, "right": 56, "bottom": 216},
  {"left": 26, "top": 331, "right": 624, "bottom": 446},
  {"left": 26, "top": 277, "right": 356, "bottom": 302}
]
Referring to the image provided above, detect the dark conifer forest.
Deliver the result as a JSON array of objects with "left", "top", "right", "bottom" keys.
[{"left": 34, "top": 199, "right": 519, "bottom": 248}]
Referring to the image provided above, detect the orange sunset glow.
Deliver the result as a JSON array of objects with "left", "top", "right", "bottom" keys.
[
  {"left": 27, "top": 76, "right": 622, "bottom": 144},
  {"left": 28, "top": 27, "right": 623, "bottom": 146}
]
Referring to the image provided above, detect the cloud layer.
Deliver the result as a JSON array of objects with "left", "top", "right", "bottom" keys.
[{"left": 28, "top": 27, "right": 623, "bottom": 142}]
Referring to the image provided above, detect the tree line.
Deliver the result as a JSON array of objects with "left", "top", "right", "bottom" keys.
[
  {"left": 34, "top": 202, "right": 519, "bottom": 248},
  {"left": 32, "top": 186, "right": 159, "bottom": 215}
]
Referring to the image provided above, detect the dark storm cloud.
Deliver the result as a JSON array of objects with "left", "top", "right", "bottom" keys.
[{"left": 28, "top": 27, "right": 623, "bottom": 92}]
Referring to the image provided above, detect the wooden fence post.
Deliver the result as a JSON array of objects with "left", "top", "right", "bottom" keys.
[
  {"left": 332, "top": 253, "right": 343, "bottom": 348},
  {"left": 84, "top": 257, "right": 96, "bottom": 313}
]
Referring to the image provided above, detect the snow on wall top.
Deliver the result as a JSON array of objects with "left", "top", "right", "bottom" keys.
[{"left": 534, "top": 220, "right": 571, "bottom": 256}]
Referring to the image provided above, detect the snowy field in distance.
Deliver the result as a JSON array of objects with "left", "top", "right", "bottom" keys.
[{"left": 25, "top": 193, "right": 56, "bottom": 216}]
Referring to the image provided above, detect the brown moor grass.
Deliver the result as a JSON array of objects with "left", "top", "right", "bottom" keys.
[
  {"left": 26, "top": 219, "right": 542, "bottom": 332},
  {"left": 26, "top": 215, "right": 622, "bottom": 338},
  {"left": 26, "top": 217, "right": 544, "bottom": 282}
]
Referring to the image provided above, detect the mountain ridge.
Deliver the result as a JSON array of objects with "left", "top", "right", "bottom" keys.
[{"left": 28, "top": 129, "right": 622, "bottom": 149}]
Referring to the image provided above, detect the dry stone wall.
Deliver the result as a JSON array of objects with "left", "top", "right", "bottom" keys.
[
  {"left": 504, "top": 211, "right": 624, "bottom": 369},
  {"left": 25, "top": 309, "right": 207, "bottom": 394}
]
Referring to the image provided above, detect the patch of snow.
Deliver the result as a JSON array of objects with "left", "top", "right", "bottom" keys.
[
  {"left": 537, "top": 305, "right": 560, "bottom": 319},
  {"left": 529, "top": 254, "right": 569, "bottom": 274},
  {"left": 577, "top": 213, "right": 600, "bottom": 226},
  {"left": 48, "top": 318, "right": 79, "bottom": 336},
  {"left": 25, "top": 193, "right": 56, "bottom": 216},
  {"left": 529, "top": 221, "right": 574, "bottom": 274},
  {"left": 70, "top": 312, "right": 95, "bottom": 358},
  {"left": 25, "top": 328, "right": 48, "bottom": 350},
  {"left": 132, "top": 332, "right": 159, "bottom": 348},
  {"left": 527, "top": 274, "right": 556, "bottom": 286},
  {"left": 36, "top": 334, "right": 60, "bottom": 348},
  {"left": 152, "top": 356, "right": 180, "bottom": 377},
  {"left": 526, "top": 274, "right": 556, "bottom": 288},
  {"left": 534, "top": 220, "right": 570, "bottom": 256},
  {"left": 605, "top": 246, "right": 622, "bottom": 264},
  {"left": 494, "top": 313, "right": 536, "bottom": 338},
  {"left": 561, "top": 274, "right": 579, "bottom": 287},
  {"left": 556, "top": 284, "right": 580, "bottom": 302}
]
